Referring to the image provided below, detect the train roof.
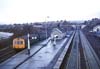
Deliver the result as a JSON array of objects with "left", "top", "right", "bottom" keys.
[{"left": 13, "top": 38, "right": 25, "bottom": 41}]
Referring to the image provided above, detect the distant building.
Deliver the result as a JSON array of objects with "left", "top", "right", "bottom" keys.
[
  {"left": 33, "top": 23, "right": 43, "bottom": 28},
  {"left": 51, "top": 28, "right": 65, "bottom": 40}
]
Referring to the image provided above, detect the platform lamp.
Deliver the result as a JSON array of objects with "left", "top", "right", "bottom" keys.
[{"left": 27, "top": 33, "right": 30, "bottom": 55}]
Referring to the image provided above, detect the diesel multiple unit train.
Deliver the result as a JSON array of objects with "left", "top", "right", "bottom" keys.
[
  {"left": 13, "top": 38, "right": 26, "bottom": 49},
  {"left": 12, "top": 34, "right": 46, "bottom": 50}
]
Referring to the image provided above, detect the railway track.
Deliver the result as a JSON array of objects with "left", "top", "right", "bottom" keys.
[
  {"left": 59, "top": 30, "right": 100, "bottom": 69},
  {"left": 79, "top": 35, "right": 87, "bottom": 69},
  {"left": 65, "top": 31, "right": 80, "bottom": 69},
  {"left": 0, "top": 47, "right": 16, "bottom": 63},
  {"left": 80, "top": 31, "right": 100, "bottom": 69}
]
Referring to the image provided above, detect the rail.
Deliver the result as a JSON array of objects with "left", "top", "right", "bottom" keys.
[
  {"left": 0, "top": 47, "right": 16, "bottom": 63},
  {"left": 80, "top": 31, "right": 100, "bottom": 69}
]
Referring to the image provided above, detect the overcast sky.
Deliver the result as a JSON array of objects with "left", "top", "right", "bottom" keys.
[{"left": 0, "top": 0, "right": 100, "bottom": 24}]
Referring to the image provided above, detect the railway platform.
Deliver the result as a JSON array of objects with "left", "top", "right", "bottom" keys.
[
  {"left": 0, "top": 38, "right": 50, "bottom": 69},
  {"left": 0, "top": 32, "right": 74, "bottom": 69}
]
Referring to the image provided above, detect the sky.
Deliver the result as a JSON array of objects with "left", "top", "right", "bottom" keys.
[{"left": 0, "top": 0, "right": 100, "bottom": 24}]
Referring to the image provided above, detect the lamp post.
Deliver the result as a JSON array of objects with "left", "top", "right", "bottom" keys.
[
  {"left": 53, "top": 35, "right": 57, "bottom": 46},
  {"left": 27, "top": 33, "right": 30, "bottom": 55}
]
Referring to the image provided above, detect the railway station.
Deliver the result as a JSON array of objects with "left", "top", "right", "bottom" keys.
[
  {"left": 0, "top": 0, "right": 100, "bottom": 69},
  {"left": 0, "top": 24, "right": 100, "bottom": 69}
]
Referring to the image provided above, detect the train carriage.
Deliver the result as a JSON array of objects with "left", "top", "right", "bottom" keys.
[{"left": 13, "top": 38, "right": 25, "bottom": 49}]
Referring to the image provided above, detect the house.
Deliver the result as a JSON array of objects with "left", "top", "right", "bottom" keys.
[{"left": 51, "top": 28, "right": 65, "bottom": 40}]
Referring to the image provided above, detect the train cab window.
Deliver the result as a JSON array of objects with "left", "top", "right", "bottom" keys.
[
  {"left": 14, "top": 41, "right": 17, "bottom": 44},
  {"left": 16, "top": 41, "right": 23, "bottom": 44},
  {"left": 17, "top": 41, "right": 19, "bottom": 44},
  {"left": 20, "top": 41, "right": 23, "bottom": 44}
]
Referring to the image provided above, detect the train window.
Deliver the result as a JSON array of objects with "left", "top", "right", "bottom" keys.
[
  {"left": 15, "top": 41, "right": 23, "bottom": 45},
  {"left": 17, "top": 41, "right": 20, "bottom": 44},
  {"left": 20, "top": 41, "right": 23, "bottom": 44}
]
